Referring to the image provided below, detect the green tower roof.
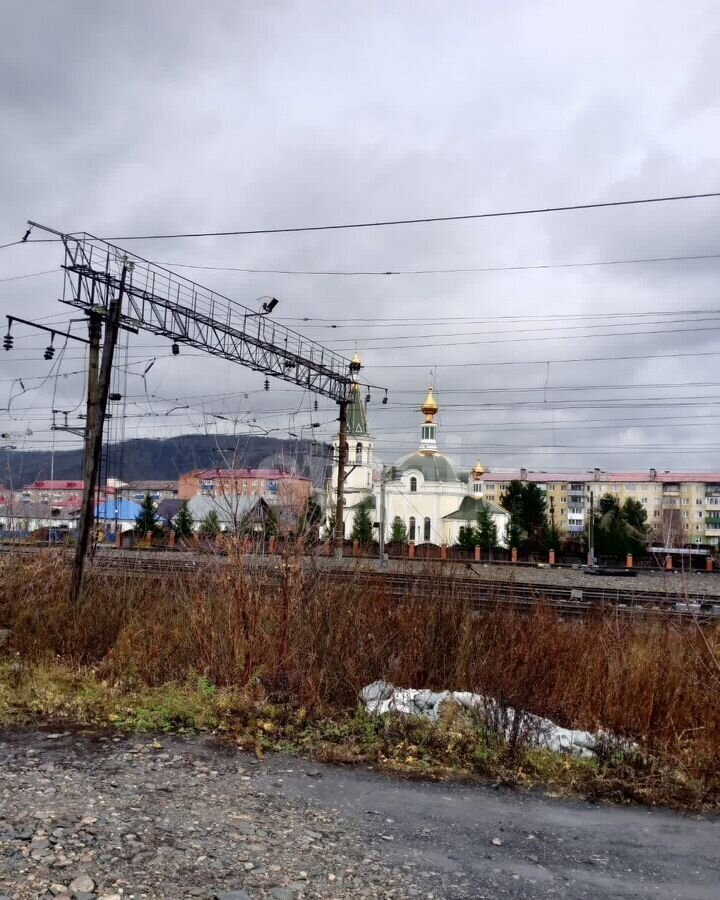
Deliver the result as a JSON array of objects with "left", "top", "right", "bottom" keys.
[{"left": 347, "top": 383, "right": 369, "bottom": 437}]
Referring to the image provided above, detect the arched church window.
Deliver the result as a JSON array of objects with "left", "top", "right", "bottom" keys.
[
  {"left": 356, "top": 442, "right": 363, "bottom": 464},
  {"left": 410, "top": 476, "right": 417, "bottom": 493},
  {"left": 409, "top": 517, "right": 416, "bottom": 541},
  {"left": 423, "top": 517, "right": 431, "bottom": 542}
]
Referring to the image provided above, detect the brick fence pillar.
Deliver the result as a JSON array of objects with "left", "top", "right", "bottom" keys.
[
  {"left": 706, "top": 557, "right": 714, "bottom": 572},
  {"left": 352, "top": 540, "right": 360, "bottom": 557},
  {"left": 269, "top": 536, "right": 277, "bottom": 554},
  {"left": 511, "top": 547, "right": 518, "bottom": 564},
  {"left": 665, "top": 554, "right": 673, "bottom": 570},
  {"left": 626, "top": 553, "right": 633, "bottom": 569},
  {"left": 440, "top": 545, "right": 447, "bottom": 560},
  {"left": 474, "top": 546, "right": 481, "bottom": 562},
  {"left": 548, "top": 548, "right": 555, "bottom": 565},
  {"left": 408, "top": 542, "right": 415, "bottom": 559}
]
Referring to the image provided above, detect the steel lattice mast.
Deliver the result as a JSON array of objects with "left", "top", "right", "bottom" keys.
[{"left": 26, "top": 222, "right": 380, "bottom": 599}]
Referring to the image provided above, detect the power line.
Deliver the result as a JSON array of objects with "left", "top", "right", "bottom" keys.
[
  {"left": 373, "top": 349, "right": 720, "bottom": 368},
  {"left": 282, "top": 307, "right": 720, "bottom": 325},
  {"left": 330, "top": 323, "right": 720, "bottom": 352},
  {"left": 0, "top": 269, "right": 58, "bottom": 284},
  {"left": 26, "top": 191, "right": 720, "bottom": 242},
  {"left": 324, "top": 316, "right": 720, "bottom": 347},
  {"left": 159, "top": 250, "right": 720, "bottom": 277}
]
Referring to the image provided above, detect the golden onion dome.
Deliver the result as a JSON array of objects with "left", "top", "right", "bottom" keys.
[
  {"left": 472, "top": 459, "right": 485, "bottom": 478},
  {"left": 351, "top": 351, "right": 362, "bottom": 367},
  {"left": 421, "top": 385, "right": 439, "bottom": 422}
]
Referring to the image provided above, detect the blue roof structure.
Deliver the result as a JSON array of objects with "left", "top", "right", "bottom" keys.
[{"left": 96, "top": 499, "right": 142, "bottom": 522}]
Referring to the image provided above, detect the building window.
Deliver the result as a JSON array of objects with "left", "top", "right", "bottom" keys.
[
  {"left": 409, "top": 517, "right": 416, "bottom": 541},
  {"left": 424, "top": 517, "right": 431, "bottom": 542},
  {"left": 410, "top": 476, "right": 417, "bottom": 493},
  {"left": 356, "top": 443, "right": 363, "bottom": 465},
  {"left": 473, "top": 482, "right": 481, "bottom": 494}
]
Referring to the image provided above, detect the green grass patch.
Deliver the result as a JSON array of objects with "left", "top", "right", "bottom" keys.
[{"left": 0, "top": 660, "right": 715, "bottom": 810}]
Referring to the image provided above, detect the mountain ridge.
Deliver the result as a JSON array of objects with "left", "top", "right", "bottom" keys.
[{"left": 1, "top": 434, "right": 331, "bottom": 489}]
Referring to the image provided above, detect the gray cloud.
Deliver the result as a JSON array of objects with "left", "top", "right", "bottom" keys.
[{"left": 2, "top": 0, "right": 720, "bottom": 478}]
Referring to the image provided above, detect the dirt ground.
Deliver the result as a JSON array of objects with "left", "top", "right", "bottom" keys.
[{"left": 1, "top": 728, "right": 718, "bottom": 900}]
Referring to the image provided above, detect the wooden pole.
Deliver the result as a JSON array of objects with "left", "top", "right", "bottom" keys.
[
  {"left": 70, "top": 263, "right": 128, "bottom": 603},
  {"left": 334, "top": 400, "right": 348, "bottom": 557}
]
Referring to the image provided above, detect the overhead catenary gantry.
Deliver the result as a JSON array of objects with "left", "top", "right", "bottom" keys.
[{"left": 23, "top": 222, "right": 386, "bottom": 599}]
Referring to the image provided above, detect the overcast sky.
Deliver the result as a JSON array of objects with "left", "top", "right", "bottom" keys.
[{"left": 2, "top": 0, "right": 720, "bottom": 479}]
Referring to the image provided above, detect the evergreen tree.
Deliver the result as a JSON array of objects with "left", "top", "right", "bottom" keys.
[
  {"left": 199, "top": 509, "right": 222, "bottom": 537},
  {"left": 622, "top": 497, "right": 648, "bottom": 532},
  {"left": 457, "top": 524, "right": 477, "bottom": 550},
  {"left": 174, "top": 501, "right": 194, "bottom": 538},
  {"left": 351, "top": 498, "right": 374, "bottom": 544},
  {"left": 390, "top": 518, "right": 408, "bottom": 544},
  {"left": 593, "top": 493, "right": 648, "bottom": 557},
  {"left": 297, "top": 497, "right": 322, "bottom": 539},
  {"left": 499, "top": 480, "right": 548, "bottom": 551},
  {"left": 521, "top": 483, "right": 548, "bottom": 547},
  {"left": 476, "top": 502, "right": 498, "bottom": 553},
  {"left": 325, "top": 507, "right": 337, "bottom": 541},
  {"left": 504, "top": 516, "right": 523, "bottom": 551},
  {"left": 135, "top": 492, "right": 160, "bottom": 536},
  {"left": 263, "top": 506, "right": 279, "bottom": 539},
  {"left": 545, "top": 522, "right": 563, "bottom": 552}
]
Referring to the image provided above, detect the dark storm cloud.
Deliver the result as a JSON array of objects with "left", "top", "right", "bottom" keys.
[{"left": 2, "top": 0, "right": 720, "bottom": 475}]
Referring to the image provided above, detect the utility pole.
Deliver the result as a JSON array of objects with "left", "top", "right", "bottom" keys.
[
  {"left": 587, "top": 490, "right": 595, "bottom": 567},
  {"left": 14, "top": 224, "right": 387, "bottom": 571},
  {"left": 70, "top": 261, "right": 129, "bottom": 604},
  {"left": 378, "top": 465, "right": 387, "bottom": 571},
  {"left": 334, "top": 401, "right": 348, "bottom": 557}
]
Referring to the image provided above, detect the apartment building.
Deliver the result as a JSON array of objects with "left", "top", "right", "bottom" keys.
[
  {"left": 178, "top": 468, "right": 312, "bottom": 510},
  {"left": 476, "top": 468, "right": 720, "bottom": 547}
]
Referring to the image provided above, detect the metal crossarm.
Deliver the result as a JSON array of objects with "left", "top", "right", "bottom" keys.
[{"left": 42, "top": 227, "right": 360, "bottom": 403}]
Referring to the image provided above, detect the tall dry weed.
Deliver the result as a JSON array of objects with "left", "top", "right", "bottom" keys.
[{"left": 1, "top": 547, "right": 719, "bottom": 779}]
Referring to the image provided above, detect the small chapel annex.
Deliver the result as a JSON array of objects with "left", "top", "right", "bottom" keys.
[{"left": 327, "top": 362, "right": 509, "bottom": 546}]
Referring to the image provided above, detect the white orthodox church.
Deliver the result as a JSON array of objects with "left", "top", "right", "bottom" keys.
[{"left": 328, "top": 364, "right": 509, "bottom": 546}]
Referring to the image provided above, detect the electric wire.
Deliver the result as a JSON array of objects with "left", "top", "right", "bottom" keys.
[
  {"left": 159, "top": 250, "right": 720, "bottom": 277},
  {"left": 51, "top": 190, "right": 720, "bottom": 241}
]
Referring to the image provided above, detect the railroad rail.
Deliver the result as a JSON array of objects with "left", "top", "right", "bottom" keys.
[{"left": 2, "top": 544, "right": 719, "bottom": 620}]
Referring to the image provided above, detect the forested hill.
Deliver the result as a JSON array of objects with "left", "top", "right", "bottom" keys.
[{"left": 1, "top": 434, "right": 332, "bottom": 489}]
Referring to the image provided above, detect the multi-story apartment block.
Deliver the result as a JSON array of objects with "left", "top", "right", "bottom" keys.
[
  {"left": 178, "top": 468, "right": 312, "bottom": 510},
  {"left": 475, "top": 468, "right": 720, "bottom": 547}
]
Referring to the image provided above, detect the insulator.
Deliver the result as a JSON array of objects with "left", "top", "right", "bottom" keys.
[
  {"left": 44, "top": 345, "right": 55, "bottom": 360},
  {"left": 382, "top": 394, "right": 388, "bottom": 405},
  {"left": 3, "top": 334, "right": 13, "bottom": 351},
  {"left": 109, "top": 392, "right": 122, "bottom": 402},
  {"left": 365, "top": 393, "right": 371, "bottom": 403},
  {"left": 264, "top": 378, "right": 270, "bottom": 391},
  {"left": 314, "top": 399, "right": 318, "bottom": 411},
  {"left": 171, "top": 342, "right": 180, "bottom": 355}
]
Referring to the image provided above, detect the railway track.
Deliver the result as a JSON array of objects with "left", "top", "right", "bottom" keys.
[{"left": 2, "top": 544, "right": 719, "bottom": 619}]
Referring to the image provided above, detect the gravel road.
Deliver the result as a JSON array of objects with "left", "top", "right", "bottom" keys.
[{"left": 1, "top": 728, "right": 718, "bottom": 900}]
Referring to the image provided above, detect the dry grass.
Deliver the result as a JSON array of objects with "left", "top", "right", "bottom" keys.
[{"left": 1, "top": 547, "right": 719, "bottom": 806}]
